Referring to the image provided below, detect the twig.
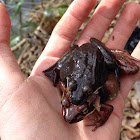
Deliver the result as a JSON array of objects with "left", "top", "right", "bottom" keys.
[
  {"left": 19, "top": 11, "right": 23, "bottom": 39},
  {"left": 122, "top": 120, "right": 140, "bottom": 134},
  {"left": 18, "top": 43, "right": 30, "bottom": 65},
  {"left": 40, "top": 0, "right": 45, "bottom": 10},
  {"left": 31, "top": 0, "right": 35, "bottom": 8},
  {"left": 11, "top": 39, "right": 27, "bottom": 51}
]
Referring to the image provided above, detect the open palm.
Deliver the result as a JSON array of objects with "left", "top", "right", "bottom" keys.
[{"left": 0, "top": 0, "right": 140, "bottom": 140}]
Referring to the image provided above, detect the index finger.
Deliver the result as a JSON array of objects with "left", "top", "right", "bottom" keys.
[
  {"left": 31, "top": 0, "right": 97, "bottom": 75},
  {"left": 42, "top": 0, "right": 97, "bottom": 58}
]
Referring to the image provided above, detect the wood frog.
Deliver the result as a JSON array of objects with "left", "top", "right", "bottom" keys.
[{"left": 43, "top": 38, "right": 140, "bottom": 130}]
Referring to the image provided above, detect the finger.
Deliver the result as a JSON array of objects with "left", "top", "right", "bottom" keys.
[
  {"left": 0, "top": 5, "right": 10, "bottom": 45},
  {"left": 131, "top": 41, "right": 140, "bottom": 59},
  {"left": 32, "top": 0, "right": 97, "bottom": 75},
  {"left": 77, "top": 0, "right": 126, "bottom": 45},
  {"left": 0, "top": 4, "right": 25, "bottom": 107},
  {"left": 42, "top": 0, "right": 97, "bottom": 58},
  {"left": 106, "top": 2, "right": 140, "bottom": 49},
  {"left": 0, "top": 4, "right": 22, "bottom": 75},
  {"left": 112, "top": 42, "right": 140, "bottom": 112},
  {"left": 110, "top": 41, "right": 140, "bottom": 118}
]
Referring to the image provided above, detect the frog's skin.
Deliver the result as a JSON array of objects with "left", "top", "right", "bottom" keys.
[{"left": 43, "top": 38, "right": 139, "bottom": 130}]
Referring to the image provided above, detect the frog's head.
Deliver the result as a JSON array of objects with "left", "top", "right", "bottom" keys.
[{"left": 66, "top": 78, "right": 98, "bottom": 105}]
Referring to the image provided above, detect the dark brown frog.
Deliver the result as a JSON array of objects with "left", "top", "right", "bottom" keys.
[{"left": 43, "top": 38, "right": 140, "bottom": 130}]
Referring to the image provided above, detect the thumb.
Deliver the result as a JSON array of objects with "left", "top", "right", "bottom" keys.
[{"left": 0, "top": 4, "right": 25, "bottom": 108}]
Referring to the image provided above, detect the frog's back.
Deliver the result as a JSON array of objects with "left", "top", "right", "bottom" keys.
[{"left": 60, "top": 43, "right": 108, "bottom": 104}]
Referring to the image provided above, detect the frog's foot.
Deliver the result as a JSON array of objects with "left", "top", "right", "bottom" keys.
[
  {"left": 85, "top": 104, "right": 113, "bottom": 131},
  {"left": 111, "top": 49, "right": 140, "bottom": 74}
]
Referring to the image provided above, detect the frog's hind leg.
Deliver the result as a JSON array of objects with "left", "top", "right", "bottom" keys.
[
  {"left": 111, "top": 49, "right": 140, "bottom": 75},
  {"left": 90, "top": 38, "right": 140, "bottom": 74},
  {"left": 99, "top": 72, "right": 120, "bottom": 103},
  {"left": 85, "top": 104, "right": 113, "bottom": 131}
]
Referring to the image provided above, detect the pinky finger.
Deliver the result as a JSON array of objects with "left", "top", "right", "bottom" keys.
[
  {"left": 131, "top": 41, "right": 140, "bottom": 59},
  {"left": 106, "top": 2, "right": 140, "bottom": 50}
]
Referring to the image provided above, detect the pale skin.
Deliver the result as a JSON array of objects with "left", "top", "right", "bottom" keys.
[{"left": 0, "top": 0, "right": 140, "bottom": 139}]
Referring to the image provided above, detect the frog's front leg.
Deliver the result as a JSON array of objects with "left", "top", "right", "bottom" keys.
[
  {"left": 43, "top": 62, "right": 59, "bottom": 85},
  {"left": 86, "top": 104, "right": 113, "bottom": 131}
]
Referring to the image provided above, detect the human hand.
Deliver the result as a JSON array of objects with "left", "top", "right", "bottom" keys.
[{"left": 0, "top": 0, "right": 140, "bottom": 140}]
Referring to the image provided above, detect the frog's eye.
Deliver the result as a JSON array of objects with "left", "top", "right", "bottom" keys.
[
  {"left": 82, "top": 84, "right": 93, "bottom": 95},
  {"left": 69, "top": 80, "right": 77, "bottom": 91},
  {"left": 61, "top": 97, "right": 70, "bottom": 108}
]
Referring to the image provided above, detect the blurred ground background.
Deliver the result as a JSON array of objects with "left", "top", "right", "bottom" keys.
[{"left": 3, "top": 0, "right": 140, "bottom": 139}]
